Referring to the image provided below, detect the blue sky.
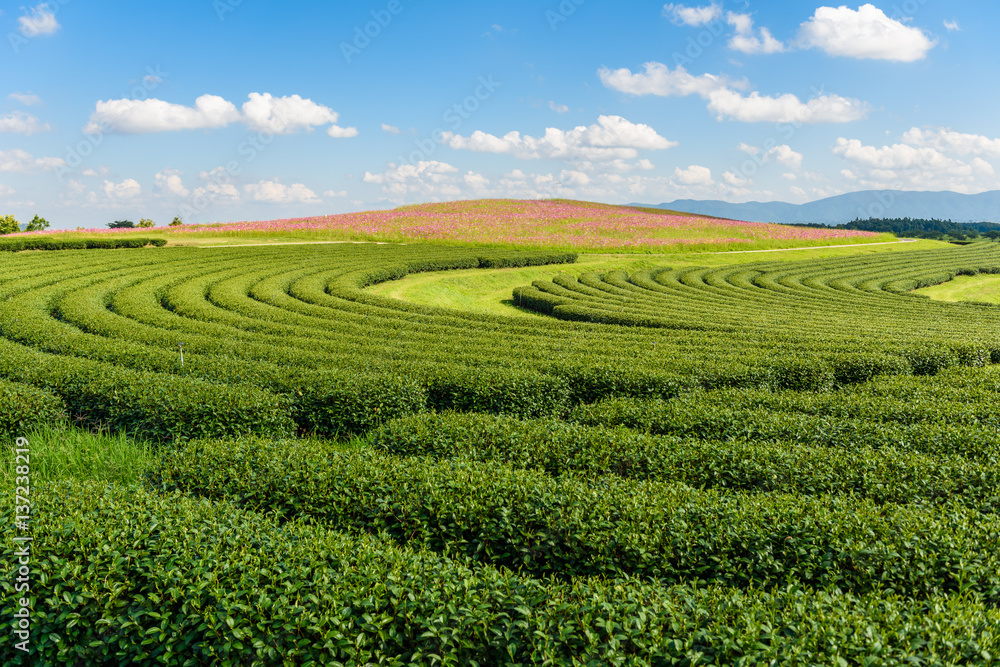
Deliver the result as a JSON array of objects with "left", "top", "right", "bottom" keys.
[{"left": 1, "top": 0, "right": 997, "bottom": 228}]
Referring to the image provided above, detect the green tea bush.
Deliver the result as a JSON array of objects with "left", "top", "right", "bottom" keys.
[
  {"left": 0, "top": 378, "right": 66, "bottom": 439},
  {"left": 149, "top": 437, "right": 1000, "bottom": 599},
  {"left": 4, "top": 480, "right": 1000, "bottom": 665}
]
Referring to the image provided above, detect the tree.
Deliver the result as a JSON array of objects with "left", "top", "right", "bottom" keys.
[
  {"left": 108, "top": 220, "right": 135, "bottom": 229},
  {"left": 0, "top": 215, "right": 20, "bottom": 235},
  {"left": 137, "top": 218, "right": 155, "bottom": 228},
  {"left": 169, "top": 216, "right": 183, "bottom": 226},
  {"left": 25, "top": 215, "right": 50, "bottom": 232}
]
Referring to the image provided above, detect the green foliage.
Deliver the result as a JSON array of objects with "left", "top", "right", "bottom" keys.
[
  {"left": 6, "top": 480, "right": 1000, "bottom": 664},
  {"left": 150, "top": 436, "right": 1000, "bottom": 599},
  {"left": 24, "top": 214, "right": 50, "bottom": 232},
  {"left": 137, "top": 217, "right": 155, "bottom": 228},
  {"left": 0, "top": 236, "right": 165, "bottom": 252},
  {"left": 0, "top": 378, "right": 65, "bottom": 440},
  {"left": 372, "top": 411, "right": 1000, "bottom": 510},
  {"left": 169, "top": 215, "right": 183, "bottom": 226},
  {"left": 107, "top": 219, "right": 135, "bottom": 228},
  {"left": 0, "top": 214, "right": 20, "bottom": 235}
]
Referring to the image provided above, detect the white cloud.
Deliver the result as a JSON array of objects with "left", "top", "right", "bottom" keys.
[
  {"left": 323, "top": 189, "right": 348, "bottom": 197},
  {"left": 901, "top": 127, "right": 1000, "bottom": 158},
  {"left": 768, "top": 144, "right": 803, "bottom": 169},
  {"left": 242, "top": 92, "right": 354, "bottom": 136},
  {"left": 0, "top": 148, "right": 64, "bottom": 172},
  {"left": 833, "top": 138, "right": 967, "bottom": 171},
  {"left": 599, "top": 62, "right": 730, "bottom": 97},
  {"left": 380, "top": 123, "right": 401, "bottom": 134},
  {"left": 18, "top": 4, "right": 59, "bottom": 36},
  {"left": 464, "top": 171, "right": 491, "bottom": 189},
  {"left": 192, "top": 168, "right": 241, "bottom": 203},
  {"left": 601, "top": 61, "right": 866, "bottom": 125},
  {"left": 706, "top": 88, "right": 868, "bottom": 123},
  {"left": 0, "top": 184, "right": 16, "bottom": 197},
  {"left": 796, "top": 4, "right": 936, "bottom": 62},
  {"left": 782, "top": 172, "right": 798, "bottom": 181},
  {"left": 9, "top": 92, "right": 42, "bottom": 106},
  {"left": 737, "top": 142, "right": 761, "bottom": 156},
  {"left": 723, "top": 170, "right": 750, "bottom": 187},
  {"left": 0, "top": 111, "right": 50, "bottom": 135},
  {"left": 663, "top": 2, "right": 721, "bottom": 26},
  {"left": 549, "top": 101, "right": 570, "bottom": 113},
  {"left": 943, "top": 19, "right": 960, "bottom": 32},
  {"left": 832, "top": 136, "right": 999, "bottom": 193},
  {"left": 244, "top": 180, "right": 320, "bottom": 203},
  {"left": 673, "top": 164, "right": 714, "bottom": 186},
  {"left": 364, "top": 161, "right": 465, "bottom": 198},
  {"left": 85, "top": 95, "right": 240, "bottom": 134},
  {"left": 841, "top": 169, "right": 857, "bottom": 180},
  {"left": 84, "top": 93, "right": 356, "bottom": 137},
  {"left": 154, "top": 169, "right": 189, "bottom": 198},
  {"left": 442, "top": 115, "right": 676, "bottom": 164},
  {"left": 102, "top": 179, "right": 142, "bottom": 201},
  {"left": 726, "top": 12, "right": 785, "bottom": 54}
]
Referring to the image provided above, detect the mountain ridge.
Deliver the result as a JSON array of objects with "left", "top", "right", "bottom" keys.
[{"left": 636, "top": 190, "right": 1000, "bottom": 225}]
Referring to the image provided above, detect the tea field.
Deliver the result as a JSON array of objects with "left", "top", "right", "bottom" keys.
[{"left": 2, "top": 235, "right": 1000, "bottom": 664}]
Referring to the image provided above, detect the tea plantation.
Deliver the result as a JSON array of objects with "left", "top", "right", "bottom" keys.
[{"left": 3, "top": 240, "right": 1000, "bottom": 664}]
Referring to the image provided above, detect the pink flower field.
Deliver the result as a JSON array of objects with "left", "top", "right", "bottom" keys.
[{"left": 15, "top": 199, "right": 887, "bottom": 252}]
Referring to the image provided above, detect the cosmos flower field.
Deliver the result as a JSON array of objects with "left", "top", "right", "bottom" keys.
[{"left": 16, "top": 199, "right": 889, "bottom": 252}]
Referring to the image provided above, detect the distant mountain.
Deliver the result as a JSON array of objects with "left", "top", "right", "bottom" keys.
[{"left": 637, "top": 190, "right": 1000, "bottom": 225}]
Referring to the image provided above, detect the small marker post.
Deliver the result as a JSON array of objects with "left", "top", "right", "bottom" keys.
[{"left": 179, "top": 342, "right": 184, "bottom": 368}]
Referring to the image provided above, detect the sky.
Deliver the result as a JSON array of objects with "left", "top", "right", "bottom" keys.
[{"left": 2, "top": 0, "right": 999, "bottom": 229}]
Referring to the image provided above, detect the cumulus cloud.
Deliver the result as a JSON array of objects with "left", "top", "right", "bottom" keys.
[
  {"left": 154, "top": 169, "right": 189, "bottom": 198},
  {"left": 102, "top": 178, "right": 142, "bottom": 201},
  {"left": 796, "top": 4, "right": 936, "bottom": 62},
  {"left": 244, "top": 180, "right": 320, "bottom": 203},
  {"left": 673, "top": 164, "right": 714, "bottom": 186},
  {"left": 901, "top": 127, "right": 1000, "bottom": 158},
  {"left": 242, "top": 93, "right": 341, "bottom": 134},
  {"left": 84, "top": 93, "right": 356, "bottom": 137},
  {"left": 549, "top": 101, "right": 570, "bottom": 113},
  {"left": 726, "top": 12, "right": 785, "bottom": 54},
  {"left": 18, "top": 4, "right": 59, "bottom": 36},
  {"left": 943, "top": 19, "right": 960, "bottom": 32},
  {"left": 0, "top": 111, "right": 50, "bottom": 135},
  {"left": 601, "top": 61, "right": 866, "bottom": 124},
  {"left": 364, "top": 161, "right": 466, "bottom": 198},
  {"left": 706, "top": 88, "right": 868, "bottom": 123},
  {"left": 723, "top": 170, "right": 750, "bottom": 187},
  {"left": 442, "top": 115, "right": 676, "bottom": 164},
  {"left": 84, "top": 95, "right": 240, "bottom": 134},
  {"left": 9, "top": 92, "right": 42, "bottom": 106},
  {"left": 0, "top": 148, "right": 64, "bottom": 172},
  {"left": 662, "top": 2, "right": 721, "bottom": 26},
  {"left": 323, "top": 189, "right": 348, "bottom": 197},
  {"left": 380, "top": 123, "right": 401, "bottom": 134},
  {"left": 599, "top": 62, "right": 730, "bottom": 98},
  {"left": 832, "top": 136, "right": 998, "bottom": 192},
  {"left": 768, "top": 144, "right": 804, "bottom": 169},
  {"left": 833, "top": 138, "right": 967, "bottom": 171}
]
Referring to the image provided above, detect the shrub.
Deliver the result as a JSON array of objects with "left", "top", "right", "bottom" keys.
[
  {"left": 24, "top": 215, "right": 50, "bottom": 232},
  {"left": 0, "top": 378, "right": 66, "bottom": 439}
]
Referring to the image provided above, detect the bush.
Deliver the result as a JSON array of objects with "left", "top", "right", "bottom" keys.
[
  {"left": 137, "top": 218, "right": 155, "bottom": 228},
  {"left": 0, "top": 379, "right": 66, "bottom": 439},
  {"left": 107, "top": 220, "right": 135, "bottom": 229},
  {"left": 169, "top": 216, "right": 183, "bottom": 226},
  {"left": 5, "top": 480, "right": 1000, "bottom": 665},
  {"left": 424, "top": 366, "right": 571, "bottom": 418},
  {"left": 150, "top": 437, "right": 1000, "bottom": 599}
]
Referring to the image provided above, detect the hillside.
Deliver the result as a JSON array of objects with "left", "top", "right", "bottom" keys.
[{"left": 8, "top": 198, "right": 889, "bottom": 253}]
